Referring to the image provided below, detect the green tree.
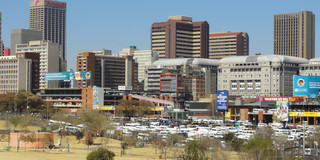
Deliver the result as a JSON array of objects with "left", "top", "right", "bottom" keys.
[
  {"left": 230, "top": 137, "right": 245, "bottom": 152},
  {"left": 183, "top": 140, "right": 208, "bottom": 160},
  {"left": 115, "top": 100, "right": 154, "bottom": 118},
  {"left": 81, "top": 109, "right": 107, "bottom": 133},
  {"left": 244, "top": 135, "right": 275, "bottom": 160},
  {"left": 222, "top": 132, "right": 235, "bottom": 142},
  {"left": 87, "top": 148, "right": 115, "bottom": 160},
  {"left": 9, "top": 116, "right": 22, "bottom": 131}
]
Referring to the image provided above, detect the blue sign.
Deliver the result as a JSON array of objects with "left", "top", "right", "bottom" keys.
[
  {"left": 45, "top": 71, "right": 91, "bottom": 81},
  {"left": 294, "top": 76, "right": 320, "bottom": 98},
  {"left": 44, "top": 72, "right": 70, "bottom": 81},
  {"left": 217, "top": 90, "right": 228, "bottom": 111}
]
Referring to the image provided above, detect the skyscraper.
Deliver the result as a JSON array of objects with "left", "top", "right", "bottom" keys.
[
  {"left": 151, "top": 16, "right": 209, "bottom": 59},
  {"left": 29, "top": 0, "right": 66, "bottom": 69},
  {"left": 274, "top": 11, "right": 315, "bottom": 59},
  {"left": 209, "top": 31, "right": 249, "bottom": 59},
  {"left": 0, "top": 12, "right": 3, "bottom": 56}
]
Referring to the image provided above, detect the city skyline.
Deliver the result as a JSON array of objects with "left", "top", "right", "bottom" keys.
[{"left": 0, "top": 0, "right": 319, "bottom": 70}]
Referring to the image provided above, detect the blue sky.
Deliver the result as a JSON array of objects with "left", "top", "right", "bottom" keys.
[{"left": 0, "top": 0, "right": 319, "bottom": 70}]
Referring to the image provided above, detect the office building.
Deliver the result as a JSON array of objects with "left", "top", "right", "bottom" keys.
[
  {"left": 299, "top": 58, "right": 320, "bottom": 76},
  {"left": 114, "top": 47, "right": 159, "bottom": 83},
  {"left": 145, "top": 58, "right": 219, "bottom": 99},
  {"left": 151, "top": 16, "right": 209, "bottom": 59},
  {"left": 0, "top": 12, "right": 3, "bottom": 56},
  {"left": 77, "top": 52, "right": 138, "bottom": 89},
  {"left": 0, "top": 52, "right": 39, "bottom": 94},
  {"left": 11, "top": 29, "right": 42, "bottom": 56},
  {"left": 29, "top": 0, "right": 67, "bottom": 68},
  {"left": 218, "top": 55, "right": 309, "bottom": 97},
  {"left": 274, "top": 11, "right": 315, "bottom": 59},
  {"left": 78, "top": 48, "right": 112, "bottom": 56},
  {"left": 209, "top": 31, "right": 249, "bottom": 59},
  {"left": 16, "top": 40, "right": 61, "bottom": 89}
]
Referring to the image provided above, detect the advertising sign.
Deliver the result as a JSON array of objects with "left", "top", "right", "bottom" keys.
[
  {"left": 44, "top": 72, "right": 73, "bottom": 81},
  {"left": 217, "top": 90, "right": 228, "bottom": 111},
  {"left": 44, "top": 71, "right": 91, "bottom": 81},
  {"left": 289, "top": 112, "right": 320, "bottom": 117},
  {"left": 294, "top": 76, "right": 320, "bottom": 98},
  {"left": 92, "top": 86, "right": 104, "bottom": 109},
  {"left": 256, "top": 96, "right": 304, "bottom": 102},
  {"left": 276, "top": 101, "right": 289, "bottom": 121}
]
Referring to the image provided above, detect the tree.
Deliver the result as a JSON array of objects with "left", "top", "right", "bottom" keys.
[
  {"left": 0, "top": 91, "right": 54, "bottom": 115},
  {"left": 20, "top": 133, "right": 36, "bottom": 151},
  {"left": 115, "top": 100, "right": 154, "bottom": 118},
  {"left": 183, "top": 140, "right": 208, "bottom": 160},
  {"left": 87, "top": 148, "right": 115, "bottom": 160},
  {"left": 244, "top": 135, "right": 275, "bottom": 160},
  {"left": 222, "top": 132, "right": 235, "bottom": 142},
  {"left": 75, "top": 131, "right": 84, "bottom": 144},
  {"left": 85, "top": 130, "right": 94, "bottom": 153},
  {"left": 230, "top": 137, "right": 245, "bottom": 152},
  {"left": 81, "top": 109, "right": 107, "bottom": 133},
  {"left": 9, "top": 116, "right": 22, "bottom": 131}
]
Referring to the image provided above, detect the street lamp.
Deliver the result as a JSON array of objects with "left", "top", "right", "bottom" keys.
[{"left": 302, "top": 121, "right": 307, "bottom": 158}]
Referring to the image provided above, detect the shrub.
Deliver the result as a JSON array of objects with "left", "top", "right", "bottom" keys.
[{"left": 87, "top": 148, "right": 115, "bottom": 160}]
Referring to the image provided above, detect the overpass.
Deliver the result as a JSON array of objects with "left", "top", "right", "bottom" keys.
[{"left": 129, "top": 94, "right": 174, "bottom": 106}]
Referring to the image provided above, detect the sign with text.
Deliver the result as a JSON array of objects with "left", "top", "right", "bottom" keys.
[
  {"left": 294, "top": 76, "right": 320, "bottom": 98},
  {"left": 217, "top": 90, "right": 228, "bottom": 111},
  {"left": 276, "top": 101, "right": 289, "bottom": 121},
  {"left": 256, "top": 96, "right": 304, "bottom": 102},
  {"left": 45, "top": 71, "right": 91, "bottom": 81}
]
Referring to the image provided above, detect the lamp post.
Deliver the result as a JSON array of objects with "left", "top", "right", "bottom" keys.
[{"left": 302, "top": 121, "right": 307, "bottom": 157}]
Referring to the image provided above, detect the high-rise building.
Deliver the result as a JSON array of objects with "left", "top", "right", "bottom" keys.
[
  {"left": 29, "top": 0, "right": 67, "bottom": 68},
  {"left": 274, "top": 11, "right": 315, "bottom": 59},
  {"left": 209, "top": 31, "right": 249, "bottom": 59},
  {"left": 151, "top": 16, "right": 209, "bottom": 59},
  {"left": 0, "top": 12, "right": 3, "bottom": 56},
  {"left": 11, "top": 29, "right": 42, "bottom": 56},
  {"left": 16, "top": 40, "right": 61, "bottom": 89},
  {"left": 0, "top": 53, "right": 39, "bottom": 94},
  {"left": 77, "top": 52, "right": 138, "bottom": 89}
]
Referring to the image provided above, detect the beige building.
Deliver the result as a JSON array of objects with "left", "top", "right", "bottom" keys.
[
  {"left": 30, "top": 0, "right": 67, "bottom": 69},
  {"left": 16, "top": 40, "right": 60, "bottom": 89},
  {"left": 0, "top": 56, "right": 32, "bottom": 94},
  {"left": 209, "top": 31, "right": 249, "bottom": 59},
  {"left": 299, "top": 58, "right": 320, "bottom": 76},
  {"left": 145, "top": 58, "right": 219, "bottom": 98},
  {"left": 274, "top": 11, "right": 315, "bottom": 59},
  {"left": 218, "top": 55, "right": 308, "bottom": 97}
]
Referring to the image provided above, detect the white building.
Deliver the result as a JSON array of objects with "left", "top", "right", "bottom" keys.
[
  {"left": 16, "top": 40, "right": 60, "bottom": 89},
  {"left": 299, "top": 58, "right": 320, "bottom": 76},
  {"left": 218, "top": 55, "right": 308, "bottom": 97}
]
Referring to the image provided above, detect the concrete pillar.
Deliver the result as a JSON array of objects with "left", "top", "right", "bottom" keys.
[
  {"left": 123, "top": 95, "right": 127, "bottom": 101},
  {"left": 128, "top": 95, "right": 132, "bottom": 100}
]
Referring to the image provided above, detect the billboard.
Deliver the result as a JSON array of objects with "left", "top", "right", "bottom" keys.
[
  {"left": 294, "top": 76, "right": 320, "bottom": 98},
  {"left": 44, "top": 72, "right": 73, "bottom": 81},
  {"left": 45, "top": 71, "right": 91, "bottom": 81},
  {"left": 217, "top": 90, "right": 228, "bottom": 111},
  {"left": 276, "top": 101, "right": 289, "bottom": 121},
  {"left": 92, "top": 86, "right": 104, "bottom": 109},
  {"left": 256, "top": 96, "right": 304, "bottom": 102}
]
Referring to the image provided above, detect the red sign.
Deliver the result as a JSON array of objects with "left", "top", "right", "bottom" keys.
[
  {"left": 256, "top": 96, "right": 304, "bottom": 102},
  {"left": 46, "top": 1, "right": 66, "bottom": 7}
]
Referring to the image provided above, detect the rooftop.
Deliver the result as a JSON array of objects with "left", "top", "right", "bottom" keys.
[{"left": 220, "top": 55, "right": 309, "bottom": 64}]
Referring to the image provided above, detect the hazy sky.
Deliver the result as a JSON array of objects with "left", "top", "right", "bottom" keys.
[{"left": 0, "top": 0, "right": 319, "bottom": 70}]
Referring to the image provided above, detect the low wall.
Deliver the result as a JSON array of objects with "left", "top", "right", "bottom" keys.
[{"left": 10, "top": 132, "right": 54, "bottom": 149}]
